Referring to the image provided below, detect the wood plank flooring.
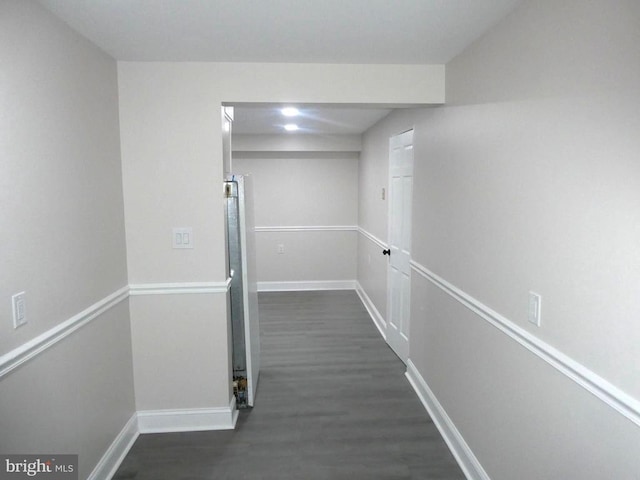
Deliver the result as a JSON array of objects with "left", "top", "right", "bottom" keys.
[{"left": 113, "top": 290, "right": 465, "bottom": 479}]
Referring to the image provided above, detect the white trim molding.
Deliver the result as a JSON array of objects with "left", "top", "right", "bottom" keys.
[
  {"left": 406, "top": 360, "right": 490, "bottom": 480},
  {"left": 129, "top": 280, "right": 231, "bottom": 296},
  {"left": 355, "top": 281, "right": 387, "bottom": 340},
  {"left": 87, "top": 413, "right": 139, "bottom": 480},
  {"left": 137, "top": 398, "right": 238, "bottom": 434},
  {"left": 410, "top": 260, "right": 640, "bottom": 428},
  {"left": 357, "top": 227, "right": 388, "bottom": 250},
  {"left": 255, "top": 225, "right": 358, "bottom": 233},
  {"left": 0, "top": 286, "right": 129, "bottom": 379},
  {"left": 258, "top": 280, "right": 356, "bottom": 292}
]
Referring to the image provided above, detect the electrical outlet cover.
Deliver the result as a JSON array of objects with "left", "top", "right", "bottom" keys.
[
  {"left": 12, "top": 292, "right": 27, "bottom": 329},
  {"left": 528, "top": 291, "right": 542, "bottom": 326}
]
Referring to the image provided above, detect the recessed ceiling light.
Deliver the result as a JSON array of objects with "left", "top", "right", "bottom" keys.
[
  {"left": 284, "top": 124, "right": 299, "bottom": 132},
  {"left": 281, "top": 107, "right": 300, "bottom": 117}
]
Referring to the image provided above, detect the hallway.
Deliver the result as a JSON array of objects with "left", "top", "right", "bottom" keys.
[{"left": 114, "top": 291, "right": 464, "bottom": 479}]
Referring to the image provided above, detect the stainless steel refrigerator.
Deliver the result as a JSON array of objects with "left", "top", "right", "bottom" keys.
[{"left": 224, "top": 174, "right": 260, "bottom": 407}]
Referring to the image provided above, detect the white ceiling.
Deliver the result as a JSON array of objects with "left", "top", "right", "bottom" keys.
[
  {"left": 232, "top": 105, "right": 392, "bottom": 135},
  {"left": 36, "top": 0, "right": 522, "bottom": 134},
  {"left": 37, "top": 0, "right": 522, "bottom": 64}
]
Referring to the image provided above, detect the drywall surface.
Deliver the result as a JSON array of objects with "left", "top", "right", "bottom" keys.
[
  {"left": 234, "top": 151, "right": 358, "bottom": 284},
  {"left": 0, "top": 0, "right": 128, "bottom": 353},
  {"left": 234, "top": 153, "right": 358, "bottom": 226},
  {"left": 129, "top": 293, "right": 230, "bottom": 409},
  {"left": 0, "top": 2, "right": 134, "bottom": 478},
  {"left": 118, "top": 62, "right": 442, "bottom": 284},
  {"left": 117, "top": 61, "right": 442, "bottom": 413},
  {"left": 0, "top": 302, "right": 135, "bottom": 480},
  {"left": 434, "top": 0, "right": 640, "bottom": 401},
  {"left": 233, "top": 134, "right": 362, "bottom": 153},
  {"left": 358, "top": 1, "right": 640, "bottom": 477}
]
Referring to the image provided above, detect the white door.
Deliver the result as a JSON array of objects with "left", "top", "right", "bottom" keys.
[
  {"left": 238, "top": 175, "right": 261, "bottom": 406},
  {"left": 386, "top": 129, "right": 414, "bottom": 363}
]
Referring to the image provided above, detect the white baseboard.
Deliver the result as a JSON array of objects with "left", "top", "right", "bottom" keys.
[
  {"left": 257, "top": 280, "right": 357, "bottom": 292},
  {"left": 87, "top": 413, "right": 139, "bottom": 480},
  {"left": 137, "top": 398, "right": 238, "bottom": 434},
  {"left": 355, "top": 281, "right": 386, "bottom": 340},
  {"left": 405, "top": 360, "right": 490, "bottom": 480}
]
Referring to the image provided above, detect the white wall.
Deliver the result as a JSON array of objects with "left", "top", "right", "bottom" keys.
[
  {"left": 129, "top": 294, "right": 229, "bottom": 410},
  {"left": 118, "top": 62, "right": 444, "bottom": 413},
  {"left": 0, "top": 1, "right": 134, "bottom": 478},
  {"left": 233, "top": 134, "right": 362, "bottom": 153},
  {"left": 436, "top": 0, "right": 640, "bottom": 404},
  {"left": 234, "top": 153, "right": 358, "bottom": 227},
  {"left": 357, "top": 0, "right": 640, "bottom": 478},
  {"left": 234, "top": 148, "right": 358, "bottom": 287}
]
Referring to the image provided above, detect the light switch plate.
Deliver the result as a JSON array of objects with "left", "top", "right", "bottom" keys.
[
  {"left": 12, "top": 292, "right": 27, "bottom": 329},
  {"left": 528, "top": 291, "right": 542, "bottom": 327},
  {"left": 173, "top": 228, "right": 194, "bottom": 249}
]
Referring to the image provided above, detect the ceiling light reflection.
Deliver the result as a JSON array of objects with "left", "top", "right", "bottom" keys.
[{"left": 281, "top": 107, "right": 300, "bottom": 117}]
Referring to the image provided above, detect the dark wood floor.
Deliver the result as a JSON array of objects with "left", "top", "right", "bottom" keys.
[{"left": 114, "top": 291, "right": 465, "bottom": 479}]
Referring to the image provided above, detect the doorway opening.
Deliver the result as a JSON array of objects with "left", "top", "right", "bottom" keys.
[{"left": 223, "top": 103, "right": 416, "bottom": 405}]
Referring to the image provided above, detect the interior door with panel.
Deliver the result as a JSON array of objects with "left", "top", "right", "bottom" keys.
[{"left": 386, "top": 129, "right": 414, "bottom": 364}]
